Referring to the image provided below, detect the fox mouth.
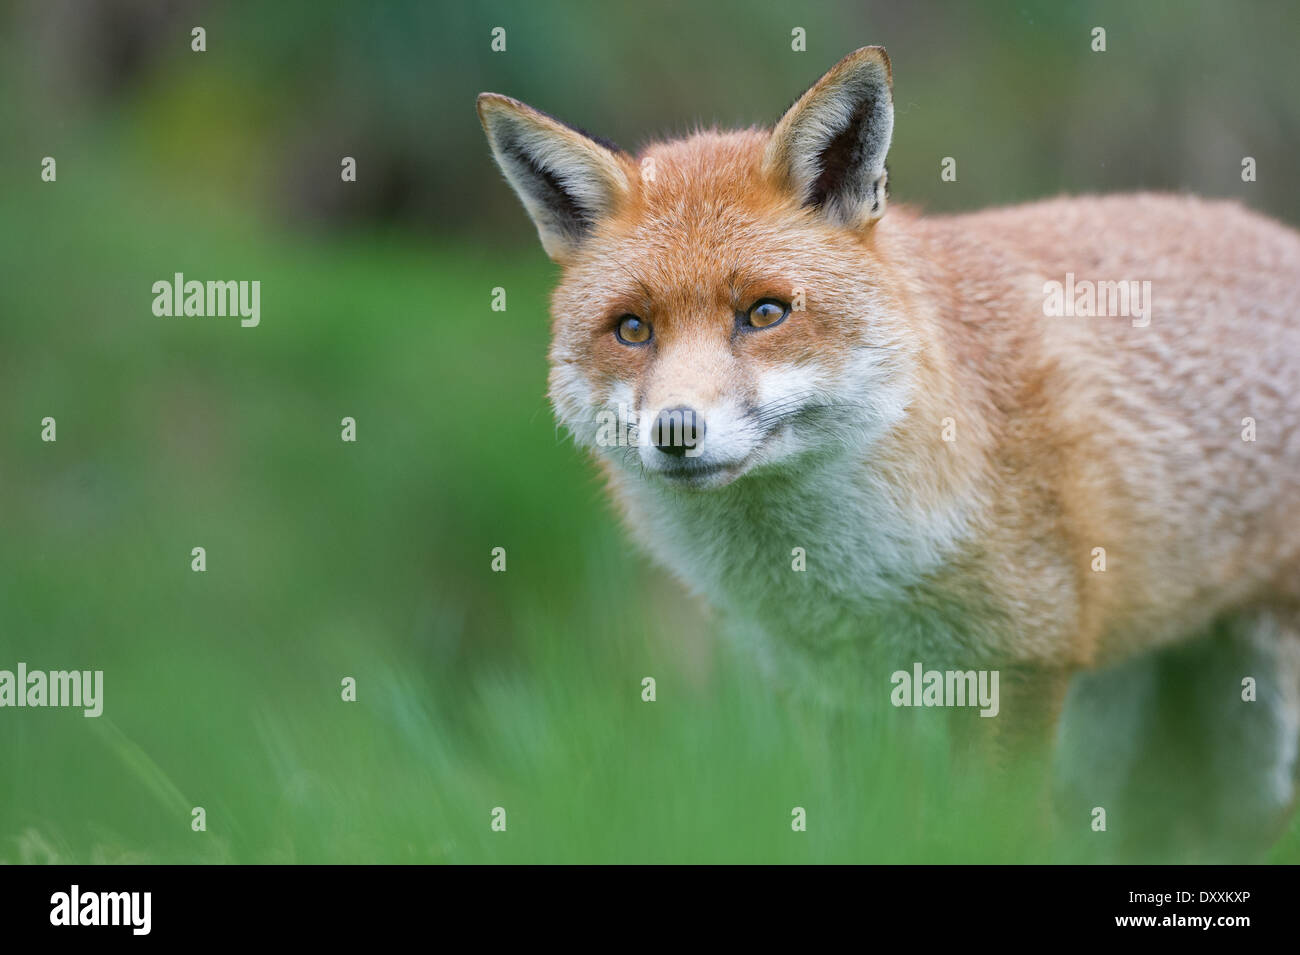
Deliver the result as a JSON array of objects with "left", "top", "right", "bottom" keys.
[{"left": 649, "top": 455, "right": 750, "bottom": 489}]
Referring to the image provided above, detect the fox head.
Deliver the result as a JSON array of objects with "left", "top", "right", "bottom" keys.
[{"left": 478, "top": 47, "right": 918, "bottom": 490}]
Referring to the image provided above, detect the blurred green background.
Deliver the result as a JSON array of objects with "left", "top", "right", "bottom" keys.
[{"left": 2, "top": 0, "right": 1298, "bottom": 863}]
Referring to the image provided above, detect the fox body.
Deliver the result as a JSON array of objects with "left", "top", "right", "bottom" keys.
[{"left": 479, "top": 47, "right": 1300, "bottom": 854}]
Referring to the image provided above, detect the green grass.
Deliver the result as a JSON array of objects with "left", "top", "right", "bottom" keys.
[{"left": 3, "top": 156, "right": 1298, "bottom": 864}]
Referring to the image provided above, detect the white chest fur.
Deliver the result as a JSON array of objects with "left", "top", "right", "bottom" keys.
[{"left": 614, "top": 451, "right": 989, "bottom": 685}]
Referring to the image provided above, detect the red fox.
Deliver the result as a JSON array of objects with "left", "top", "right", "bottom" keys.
[{"left": 478, "top": 46, "right": 1300, "bottom": 857}]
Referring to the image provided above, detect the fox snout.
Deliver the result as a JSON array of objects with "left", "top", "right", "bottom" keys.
[
  {"left": 650, "top": 406, "right": 706, "bottom": 456},
  {"left": 627, "top": 390, "right": 771, "bottom": 488}
]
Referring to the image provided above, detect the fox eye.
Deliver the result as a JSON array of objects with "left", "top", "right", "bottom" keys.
[
  {"left": 615, "top": 314, "right": 652, "bottom": 345},
  {"left": 745, "top": 299, "right": 789, "bottom": 329}
]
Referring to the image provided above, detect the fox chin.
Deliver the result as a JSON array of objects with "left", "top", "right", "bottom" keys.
[{"left": 478, "top": 46, "right": 1300, "bottom": 858}]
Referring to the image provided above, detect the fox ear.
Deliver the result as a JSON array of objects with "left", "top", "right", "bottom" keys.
[
  {"left": 763, "top": 46, "right": 894, "bottom": 227},
  {"left": 477, "top": 93, "right": 630, "bottom": 262}
]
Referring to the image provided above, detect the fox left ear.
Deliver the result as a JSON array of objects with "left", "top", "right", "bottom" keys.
[{"left": 763, "top": 46, "right": 894, "bottom": 228}]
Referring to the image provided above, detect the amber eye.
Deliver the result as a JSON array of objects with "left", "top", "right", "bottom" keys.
[
  {"left": 746, "top": 299, "right": 789, "bottom": 329},
  {"left": 615, "top": 314, "right": 652, "bottom": 345}
]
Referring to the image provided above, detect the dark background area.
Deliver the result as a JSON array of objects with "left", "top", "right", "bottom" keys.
[{"left": 8, "top": 0, "right": 1299, "bottom": 236}]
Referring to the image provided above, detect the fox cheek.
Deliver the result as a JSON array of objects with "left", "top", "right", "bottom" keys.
[{"left": 548, "top": 364, "right": 601, "bottom": 434}]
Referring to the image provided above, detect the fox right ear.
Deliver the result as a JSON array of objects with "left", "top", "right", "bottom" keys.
[
  {"left": 477, "top": 93, "right": 630, "bottom": 263},
  {"left": 763, "top": 46, "right": 895, "bottom": 228}
]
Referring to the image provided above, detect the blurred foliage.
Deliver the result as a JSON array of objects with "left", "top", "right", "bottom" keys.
[
  {"left": 4, "top": 0, "right": 1298, "bottom": 236},
  {"left": 1, "top": 0, "right": 1298, "bottom": 862}
]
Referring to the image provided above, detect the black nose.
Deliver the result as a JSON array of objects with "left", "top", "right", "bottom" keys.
[{"left": 652, "top": 406, "right": 706, "bottom": 456}]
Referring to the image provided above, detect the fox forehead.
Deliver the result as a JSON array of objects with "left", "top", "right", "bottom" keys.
[
  {"left": 578, "top": 133, "right": 799, "bottom": 264},
  {"left": 621, "top": 128, "right": 779, "bottom": 223},
  {"left": 551, "top": 130, "right": 883, "bottom": 328}
]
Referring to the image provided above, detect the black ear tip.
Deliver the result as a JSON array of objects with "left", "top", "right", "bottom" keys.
[{"left": 844, "top": 45, "right": 893, "bottom": 84}]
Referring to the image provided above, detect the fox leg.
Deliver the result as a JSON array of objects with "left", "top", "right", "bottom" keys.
[
  {"left": 1052, "top": 648, "right": 1162, "bottom": 856},
  {"left": 1184, "top": 610, "right": 1300, "bottom": 858},
  {"left": 947, "top": 664, "right": 1073, "bottom": 773},
  {"left": 1055, "top": 610, "right": 1300, "bottom": 860}
]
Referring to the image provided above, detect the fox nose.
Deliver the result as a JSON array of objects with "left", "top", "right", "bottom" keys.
[{"left": 652, "top": 406, "right": 706, "bottom": 456}]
